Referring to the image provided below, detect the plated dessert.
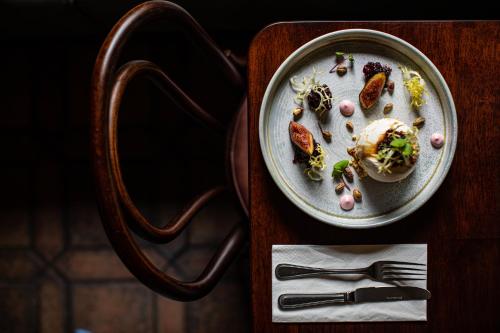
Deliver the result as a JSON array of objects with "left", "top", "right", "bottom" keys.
[
  {"left": 353, "top": 118, "right": 420, "bottom": 183},
  {"left": 259, "top": 29, "right": 457, "bottom": 228},
  {"left": 287, "top": 58, "right": 432, "bottom": 210}
]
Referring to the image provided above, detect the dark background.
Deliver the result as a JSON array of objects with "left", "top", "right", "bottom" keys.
[
  {"left": 0, "top": 1, "right": 497, "bottom": 332},
  {"left": 2, "top": 0, "right": 499, "bottom": 38}
]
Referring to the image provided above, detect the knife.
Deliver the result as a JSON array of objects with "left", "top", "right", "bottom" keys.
[{"left": 278, "top": 287, "right": 430, "bottom": 310}]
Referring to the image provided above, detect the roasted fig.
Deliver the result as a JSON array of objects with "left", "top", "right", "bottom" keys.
[
  {"left": 289, "top": 121, "right": 314, "bottom": 156},
  {"left": 359, "top": 72, "right": 386, "bottom": 110}
]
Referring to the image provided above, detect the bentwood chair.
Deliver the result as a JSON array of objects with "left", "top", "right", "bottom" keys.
[{"left": 90, "top": 0, "right": 248, "bottom": 301}]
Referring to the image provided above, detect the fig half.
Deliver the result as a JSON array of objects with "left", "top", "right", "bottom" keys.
[
  {"left": 289, "top": 121, "right": 314, "bottom": 156},
  {"left": 359, "top": 72, "right": 386, "bottom": 110}
]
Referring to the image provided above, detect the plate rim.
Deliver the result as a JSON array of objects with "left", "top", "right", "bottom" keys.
[{"left": 258, "top": 28, "right": 458, "bottom": 229}]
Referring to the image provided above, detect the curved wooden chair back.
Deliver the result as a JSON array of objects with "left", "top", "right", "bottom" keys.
[{"left": 90, "top": 0, "right": 247, "bottom": 301}]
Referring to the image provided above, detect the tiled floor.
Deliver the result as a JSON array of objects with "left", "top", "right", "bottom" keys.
[{"left": 0, "top": 36, "right": 249, "bottom": 333}]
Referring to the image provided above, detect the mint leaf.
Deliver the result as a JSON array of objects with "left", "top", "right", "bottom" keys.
[
  {"left": 402, "top": 143, "right": 413, "bottom": 157},
  {"left": 332, "top": 160, "right": 349, "bottom": 178},
  {"left": 390, "top": 138, "right": 407, "bottom": 148}
]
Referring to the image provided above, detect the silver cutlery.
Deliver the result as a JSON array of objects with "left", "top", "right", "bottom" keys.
[
  {"left": 275, "top": 261, "right": 426, "bottom": 282},
  {"left": 278, "top": 286, "right": 430, "bottom": 310}
]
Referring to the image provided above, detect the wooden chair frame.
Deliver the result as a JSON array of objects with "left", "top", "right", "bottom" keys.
[{"left": 90, "top": 0, "right": 247, "bottom": 301}]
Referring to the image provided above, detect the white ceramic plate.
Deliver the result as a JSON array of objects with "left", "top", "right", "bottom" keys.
[{"left": 259, "top": 29, "right": 457, "bottom": 228}]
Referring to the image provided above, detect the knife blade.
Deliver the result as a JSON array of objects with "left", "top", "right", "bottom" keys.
[{"left": 278, "top": 287, "right": 430, "bottom": 310}]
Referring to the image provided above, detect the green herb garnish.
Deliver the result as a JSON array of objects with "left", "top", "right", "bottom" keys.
[
  {"left": 389, "top": 137, "right": 413, "bottom": 158},
  {"left": 390, "top": 138, "right": 407, "bottom": 148},
  {"left": 331, "top": 51, "right": 354, "bottom": 73},
  {"left": 332, "top": 160, "right": 349, "bottom": 178},
  {"left": 402, "top": 143, "right": 413, "bottom": 157},
  {"left": 375, "top": 128, "right": 418, "bottom": 174}
]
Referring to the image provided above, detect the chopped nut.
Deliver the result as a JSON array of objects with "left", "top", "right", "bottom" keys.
[
  {"left": 387, "top": 80, "right": 395, "bottom": 94},
  {"left": 413, "top": 116, "right": 426, "bottom": 128},
  {"left": 292, "top": 107, "right": 304, "bottom": 119},
  {"left": 383, "top": 103, "right": 393, "bottom": 114},
  {"left": 335, "top": 182, "right": 345, "bottom": 194},
  {"left": 343, "top": 167, "right": 354, "bottom": 182},
  {"left": 353, "top": 188, "right": 362, "bottom": 202},
  {"left": 347, "top": 147, "right": 356, "bottom": 156},
  {"left": 346, "top": 121, "right": 354, "bottom": 132},
  {"left": 350, "top": 159, "right": 367, "bottom": 179},
  {"left": 336, "top": 65, "right": 347, "bottom": 76},
  {"left": 318, "top": 122, "right": 332, "bottom": 142},
  {"left": 322, "top": 131, "right": 332, "bottom": 141},
  {"left": 352, "top": 135, "right": 358, "bottom": 141}
]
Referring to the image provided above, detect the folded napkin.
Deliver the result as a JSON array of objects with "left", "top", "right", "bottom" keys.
[{"left": 272, "top": 244, "right": 427, "bottom": 322}]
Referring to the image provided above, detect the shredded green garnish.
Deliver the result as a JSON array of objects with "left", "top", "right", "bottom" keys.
[
  {"left": 305, "top": 169, "right": 323, "bottom": 181},
  {"left": 290, "top": 67, "right": 321, "bottom": 106},
  {"left": 399, "top": 65, "right": 427, "bottom": 109},
  {"left": 375, "top": 125, "right": 419, "bottom": 174},
  {"left": 290, "top": 68, "right": 333, "bottom": 119},
  {"left": 304, "top": 144, "right": 326, "bottom": 181}
]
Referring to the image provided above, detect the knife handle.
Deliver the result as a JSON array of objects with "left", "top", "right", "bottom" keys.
[
  {"left": 275, "top": 263, "right": 367, "bottom": 280},
  {"left": 278, "top": 293, "right": 348, "bottom": 310}
]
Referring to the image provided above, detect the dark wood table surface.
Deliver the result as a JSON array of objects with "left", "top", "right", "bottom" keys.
[{"left": 248, "top": 21, "right": 499, "bottom": 332}]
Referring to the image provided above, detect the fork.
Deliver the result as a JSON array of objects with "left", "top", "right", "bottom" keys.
[{"left": 275, "top": 261, "right": 426, "bottom": 282}]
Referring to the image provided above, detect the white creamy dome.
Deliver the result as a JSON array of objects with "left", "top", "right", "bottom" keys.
[{"left": 355, "top": 118, "right": 419, "bottom": 183}]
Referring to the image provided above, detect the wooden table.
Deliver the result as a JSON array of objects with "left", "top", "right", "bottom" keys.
[{"left": 248, "top": 21, "right": 499, "bottom": 332}]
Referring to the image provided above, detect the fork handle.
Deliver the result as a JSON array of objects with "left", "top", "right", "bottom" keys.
[
  {"left": 278, "top": 293, "right": 349, "bottom": 309},
  {"left": 275, "top": 264, "right": 367, "bottom": 280}
]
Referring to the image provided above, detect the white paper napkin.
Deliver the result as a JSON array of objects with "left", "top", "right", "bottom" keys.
[{"left": 272, "top": 244, "right": 427, "bottom": 322}]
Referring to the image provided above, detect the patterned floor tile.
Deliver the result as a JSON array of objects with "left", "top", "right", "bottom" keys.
[
  {"left": 67, "top": 198, "right": 110, "bottom": 247},
  {"left": 0, "top": 286, "right": 37, "bottom": 333},
  {"left": 188, "top": 193, "right": 243, "bottom": 246},
  {"left": 38, "top": 270, "right": 66, "bottom": 333},
  {"left": 174, "top": 247, "right": 217, "bottom": 282},
  {"left": 186, "top": 279, "right": 250, "bottom": 333},
  {"left": 33, "top": 160, "right": 64, "bottom": 261},
  {"left": 0, "top": 217, "right": 31, "bottom": 248},
  {"left": 67, "top": 164, "right": 111, "bottom": 247},
  {"left": 0, "top": 250, "right": 42, "bottom": 281},
  {"left": 72, "top": 283, "right": 154, "bottom": 333},
  {"left": 55, "top": 249, "right": 134, "bottom": 281},
  {"left": 157, "top": 296, "right": 187, "bottom": 333}
]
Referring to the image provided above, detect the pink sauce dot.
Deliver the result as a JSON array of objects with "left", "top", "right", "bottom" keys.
[
  {"left": 339, "top": 100, "right": 355, "bottom": 117},
  {"left": 340, "top": 194, "right": 355, "bottom": 211},
  {"left": 430, "top": 133, "right": 444, "bottom": 149}
]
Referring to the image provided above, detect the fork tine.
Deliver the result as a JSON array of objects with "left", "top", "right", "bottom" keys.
[
  {"left": 383, "top": 272, "right": 426, "bottom": 276},
  {"left": 382, "top": 266, "right": 426, "bottom": 272},
  {"left": 379, "top": 260, "right": 426, "bottom": 266},
  {"left": 383, "top": 277, "right": 426, "bottom": 281}
]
